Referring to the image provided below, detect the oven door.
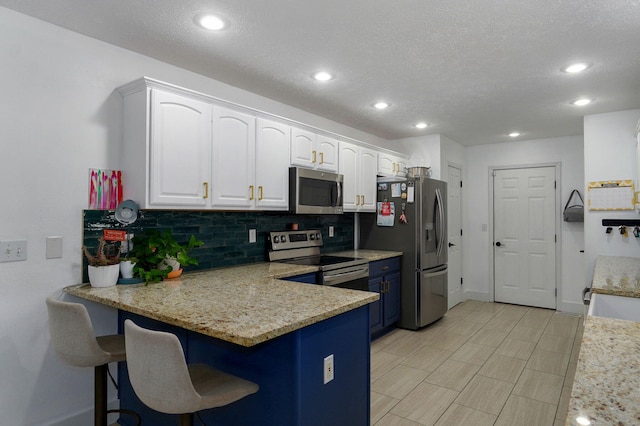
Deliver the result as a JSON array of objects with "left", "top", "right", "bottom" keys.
[{"left": 321, "top": 264, "right": 369, "bottom": 291}]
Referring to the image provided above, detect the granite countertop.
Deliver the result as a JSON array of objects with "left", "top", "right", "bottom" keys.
[
  {"left": 566, "top": 315, "right": 640, "bottom": 425},
  {"left": 565, "top": 255, "right": 640, "bottom": 425},
  {"left": 65, "top": 250, "right": 401, "bottom": 347},
  {"left": 591, "top": 255, "right": 640, "bottom": 297}
]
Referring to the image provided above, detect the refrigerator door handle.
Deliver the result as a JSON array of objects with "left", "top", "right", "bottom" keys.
[
  {"left": 422, "top": 265, "right": 448, "bottom": 278},
  {"left": 435, "top": 188, "right": 445, "bottom": 258}
]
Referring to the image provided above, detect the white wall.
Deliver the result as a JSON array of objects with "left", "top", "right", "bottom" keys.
[
  {"left": 392, "top": 134, "right": 442, "bottom": 177},
  {"left": 0, "top": 7, "right": 387, "bottom": 425},
  {"left": 584, "top": 109, "right": 640, "bottom": 285},
  {"left": 464, "top": 136, "right": 585, "bottom": 313}
]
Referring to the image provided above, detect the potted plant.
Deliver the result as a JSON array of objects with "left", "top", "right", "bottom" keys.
[
  {"left": 119, "top": 233, "right": 136, "bottom": 280},
  {"left": 128, "top": 229, "right": 203, "bottom": 283},
  {"left": 82, "top": 238, "right": 121, "bottom": 287}
]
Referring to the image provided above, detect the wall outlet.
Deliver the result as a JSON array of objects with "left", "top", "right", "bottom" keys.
[
  {"left": 249, "top": 229, "right": 257, "bottom": 243},
  {"left": 323, "top": 354, "right": 334, "bottom": 384},
  {"left": 328, "top": 226, "right": 335, "bottom": 238}
]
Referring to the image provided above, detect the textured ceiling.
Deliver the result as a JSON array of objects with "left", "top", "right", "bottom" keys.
[{"left": 2, "top": 0, "right": 640, "bottom": 145}]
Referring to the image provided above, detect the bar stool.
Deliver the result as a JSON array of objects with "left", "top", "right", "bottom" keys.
[
  {"left": 123, "top": 319, "right": 259, "bottom": 426},
  {"left": 46, "top": 297, "right": 139, "bottom": 426}
]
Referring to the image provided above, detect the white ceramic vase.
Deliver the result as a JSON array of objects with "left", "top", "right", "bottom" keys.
[
  {"left": 119, "top": 260, "right": 136, "bottom": 279},
  {"left": 88, "top": 264, "right": 120, "bottom": 288}
]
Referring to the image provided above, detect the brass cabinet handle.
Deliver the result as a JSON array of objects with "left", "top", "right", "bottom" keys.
[
  {"left": 356, "top": 195, "right": 361, "bottom": 206},
  {"left": 380, "top": 266, "right": 389, "bottom": 271},
  {"left": 203, "top": 182, "right": 209, "bottom": 199},
  {"left": 319, "top": 152, "right": 324, "bottom": 165},
  {"left": 249, "top": 185, "right": 254, "bottom": 200},
  {"left": 393, "top": 163, "right": 397, "bottom": 173},
  {"left": 312, "top": 150, "right": 317, "bottom": 163},
  {"left": 361, "top": 195, "right": 365, "bottom": 205},
  {"left": 258, "top": 186, "right": 263, "bottom": 200}
]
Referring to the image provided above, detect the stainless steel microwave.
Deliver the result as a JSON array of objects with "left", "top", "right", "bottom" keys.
[{"left": 289, "top": 167, "right": 344, "bottom": 214}]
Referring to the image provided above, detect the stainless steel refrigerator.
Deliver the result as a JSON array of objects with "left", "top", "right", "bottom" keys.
[{"left": 360, "top": 176, "right": 448, "bottom": 329}]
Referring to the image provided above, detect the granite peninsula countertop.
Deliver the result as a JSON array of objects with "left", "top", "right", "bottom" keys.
[
  {"left": 566, "top": 255, "right": 640, "bottom": 425},
  {"left": 65, "top": 250, "right": 401, "bottom": 347}
]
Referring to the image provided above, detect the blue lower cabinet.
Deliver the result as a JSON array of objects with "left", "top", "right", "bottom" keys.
[
  {"left": 282, "top": 272, "right": 318, "bottom": 284},
  {"left": 368, "top": 257, "right": 401, "bottom": 337},
  {"left": 117, "top": 306, "right": 370, "bottom": 425}
]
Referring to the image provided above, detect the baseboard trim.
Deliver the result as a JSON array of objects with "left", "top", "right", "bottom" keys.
[
  {"left": 463, "top": 290, "right": 492, "bottom": 302},
  {"left": 46, "top": 399, "right": 120, "bottom": 426}
]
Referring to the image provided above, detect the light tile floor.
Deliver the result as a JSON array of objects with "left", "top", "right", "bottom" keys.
[{"left": 371, "top": 300, "right": 583, "bottom": 426}]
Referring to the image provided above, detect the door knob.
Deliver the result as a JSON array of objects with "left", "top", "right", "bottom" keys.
[
  {"left": 495, "top": 242, "right": 502, "bottom": 247},
  {"left": 448, "top": 243, "right": 455, "bottom": 247}
]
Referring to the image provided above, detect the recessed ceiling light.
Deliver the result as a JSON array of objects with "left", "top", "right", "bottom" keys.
[
  {"left": 196, "top": 14, "right": 226, "bottom": 30},
  {"left": 562, "top": 63, "right": 591, "bottom": 73},
  {"left": 509, "top": 132, "right": 521, "bottom": 137},
  {"left": 373, "top": 102, "right": 390, "bottom": 110},
  {"left": 415, "top": 122, "right": 429, "bottom": 129},
  {"left": 312, "top": 71, "right": 334, "bottom": 81},
  {"left": 572, "top": 98, "right": 593, "bottom": 106}
]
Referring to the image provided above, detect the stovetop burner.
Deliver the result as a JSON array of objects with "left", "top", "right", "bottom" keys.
[{"left": 267, "top": 230, "right": 368, "bottom": 272}]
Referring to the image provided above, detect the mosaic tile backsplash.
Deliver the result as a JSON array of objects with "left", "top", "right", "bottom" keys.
[{"left": 83, "top": 210, "right": 355, "bottom": 282}]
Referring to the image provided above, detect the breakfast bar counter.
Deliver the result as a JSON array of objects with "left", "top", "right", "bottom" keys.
[
  {"left": 65, "top": 261, "right": 379, "bottom": 347},
  {"left": 64, "top": 252, "right": 399, "bottom": 426}
]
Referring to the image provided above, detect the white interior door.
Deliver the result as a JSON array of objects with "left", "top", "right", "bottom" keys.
[
  {"left": 494, "top": 167, "right": 556, "bottom": 309},
  {"left": 447, "top": 165, "right": 463, "bottom": 309}
]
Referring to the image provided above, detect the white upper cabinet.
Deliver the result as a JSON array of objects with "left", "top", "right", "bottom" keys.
[
  {"left": 339, "top": 142, "right": 377, "bottom": 212},
  {"left": 255, "top": 118, "right": 290, "bottom": 210},
  {"left": 120, "top": 85, "right": 212, "bottom": 208},
  {"left": 378, "top": 152, "right": 408, "bottom": 177},
  {"left": 210, "top": 107, "right": 256, "bottom": 208},
  {"left": 119, "top": 77, "right": 406, "bottom": 212},
  {"left": 291, "top": 127, "right": 338, "bottom": 172}
]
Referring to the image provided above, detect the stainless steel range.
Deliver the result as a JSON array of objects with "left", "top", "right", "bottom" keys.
[{"left": 267, "top": 229, "right": 369, "bottom": 291}]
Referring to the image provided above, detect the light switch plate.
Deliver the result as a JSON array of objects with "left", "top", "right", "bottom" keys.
[
  {"left": 0, "top": 239, "right": 27, "bottom": 262},
  {"left": 249, "top": 229, "right": 257, "bottom": 243}
]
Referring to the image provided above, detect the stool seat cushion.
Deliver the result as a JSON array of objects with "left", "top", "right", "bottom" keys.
[{"left": 188, "top": 364, "right": 259, "bottom": 411}]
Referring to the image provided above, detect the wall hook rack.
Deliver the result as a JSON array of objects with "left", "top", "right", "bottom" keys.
[{"left": 602, "top": 219, "right": 640, "bottom": 237}]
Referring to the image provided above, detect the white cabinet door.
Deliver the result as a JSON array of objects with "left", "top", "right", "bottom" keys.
[
  {"left": 377, "top": 152, "right": 407, "bottom": 177},
  {"left": 316, "top": 135, "right": 339, "bottom": 172},
  {"left": 291, "top": 127, "right": 338, "bottom": 172},
  {"left": 359, "top": 147, "right": 378, "bottom": 212},
  {"left": 256, "top": 118, "right": 290, "bottom": 210},
  {"left": 339, "top": 142, "right": 359, "bottom": 211},
  {"left": 290, "top": 127, "right": 316, "bottom": 169},
  {"left": 149, "top": 89, "right": 211, "bottom": 207},
  {"left": 211, "top": 106, "right": 256, "bottom": 208},
  {"left": 339, "top": 142, "right": 377, "bottom": 212}
]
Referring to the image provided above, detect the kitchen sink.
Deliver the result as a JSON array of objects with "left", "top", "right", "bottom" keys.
[{"left": 588, "top": 293, "right": 640, "bottom": 322}]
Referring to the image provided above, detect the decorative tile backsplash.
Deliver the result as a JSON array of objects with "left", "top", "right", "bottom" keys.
[{"left": 83, "top": 210, "right": 354, "bottom": 281}]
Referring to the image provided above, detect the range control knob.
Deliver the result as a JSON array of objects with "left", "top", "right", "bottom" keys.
[
  {"left": 310, "top": 234, "right": 315, "bottom": 240},
  {"left": 316, "top": 233, "right": 321, "bottom": 239},
  {"left": 274, "top": 236, "right": 280, "bottom": 243},
  {"left": 280, "top": 235, "right": 287, "bottom": 242}
]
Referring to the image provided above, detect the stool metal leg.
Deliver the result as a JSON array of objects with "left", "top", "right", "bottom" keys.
[
  {"left": 178, "top": 413, "right": 194, "bottom": 426},
  {"left": 95, "top": 364, "right": 107, "bottom": 426}
]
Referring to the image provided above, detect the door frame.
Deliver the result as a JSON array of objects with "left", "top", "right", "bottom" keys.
[
  {"left": 447, "top": 161, "right": 464, "bottom": 308},
  {"left": 488, "top": 162, "right": 562, "bottom": 309}
]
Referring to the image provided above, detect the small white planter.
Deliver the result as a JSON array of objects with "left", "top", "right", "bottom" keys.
[
  {"left": 88, "top": 264, "right": 120, "bottom": 288},
  {"left": 119, "top": 260, "right": 136, "bottom": 279}
]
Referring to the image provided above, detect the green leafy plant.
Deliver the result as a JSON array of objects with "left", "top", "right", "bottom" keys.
[
  {"left": 82, "top": 238, "right": 121, "bottom": 266},
  {"left": 128, "top": 229, "right": 203, "bottom": 283}
]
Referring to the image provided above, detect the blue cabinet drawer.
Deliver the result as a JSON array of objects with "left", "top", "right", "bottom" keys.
[{"left": 369, "top": 257, "right": 400, "bottom": 278}]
